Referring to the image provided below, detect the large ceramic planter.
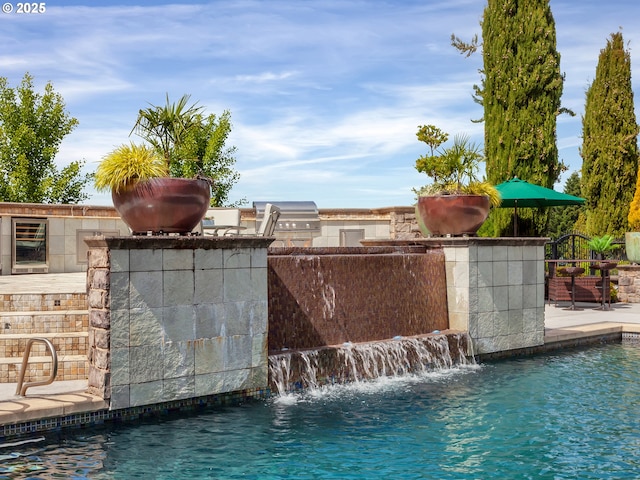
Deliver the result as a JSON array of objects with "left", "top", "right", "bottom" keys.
[
  {"left": 414, "top": 204, "right": 430, "bottom": 237},
  {"left": 113, "top": 177, "right": 211, "bottom": 234},
  {"left": 626, "top": 232, "right": 640, "bottom": 264},
  {"left": 417, "top": 194, "right": 490, "bottom": 236}
]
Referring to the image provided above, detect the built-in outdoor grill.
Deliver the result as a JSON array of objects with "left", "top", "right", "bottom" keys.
[{"left": 253, "top": 201, "right": 320, "bottom": 246}]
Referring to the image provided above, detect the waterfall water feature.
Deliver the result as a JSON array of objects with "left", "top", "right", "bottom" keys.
[
  {"left": 268, "top": 246, "right": 449, "bottom": 351},
  {"left": 268, "top": 332, "right": 473, "bottom": 395},
  {"left": 267, "top": 245, "right": 466, "bottom": 395}
]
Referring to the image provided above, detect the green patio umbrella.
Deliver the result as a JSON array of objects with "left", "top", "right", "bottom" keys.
[{"left": 495, "top": 177, "right": 585, "bottom": 236}]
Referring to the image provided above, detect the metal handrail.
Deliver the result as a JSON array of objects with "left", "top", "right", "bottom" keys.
[{"left": 15, "top": 338, "right": 58, "bottom": 396}]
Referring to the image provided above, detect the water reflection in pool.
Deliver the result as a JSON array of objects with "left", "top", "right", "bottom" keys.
[{"left": 2, "top": 344, "right": 640, "bottom": 479}]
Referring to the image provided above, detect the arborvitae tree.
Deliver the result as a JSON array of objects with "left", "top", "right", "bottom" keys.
[
  {"left": 454, "top": 0, "right": 566, "bottom": 236},
  {"left": 581, "top": 32, "right": 639, "bottom": 237},
  {"left": 546, "top": 171, "right": 584, "bottom": 238}
]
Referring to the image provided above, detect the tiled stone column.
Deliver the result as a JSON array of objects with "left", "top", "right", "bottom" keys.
[
  {"left": 438, "top": 238, "right": 547, "bottom": 354},
  {"left": 85, "top": 236, "right": 273, "bottom": 410}
]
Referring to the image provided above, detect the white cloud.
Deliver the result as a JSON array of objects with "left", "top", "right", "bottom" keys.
[
  {"left": 234, "top": 71, "right": 298, "bottom": 84},
  {"left": 0, "top": 0, "right": 638, "bottom": 207}
]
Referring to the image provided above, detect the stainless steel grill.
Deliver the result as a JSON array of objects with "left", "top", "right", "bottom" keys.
[{"left": 253, "top": 201, "right": 320, "bottom": 246}]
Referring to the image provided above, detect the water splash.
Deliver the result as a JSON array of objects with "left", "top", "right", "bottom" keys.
[{"left": 268, "top": 332, "right": 474, "bottom": 396}]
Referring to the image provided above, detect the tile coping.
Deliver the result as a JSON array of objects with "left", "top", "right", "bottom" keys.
[{"left": 544, "top": 321, "right": 640, "bottom": 344}]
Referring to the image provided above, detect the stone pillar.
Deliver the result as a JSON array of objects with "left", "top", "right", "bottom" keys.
[
  {"left": 437, "top": 238, "right": 547, "bottom": 355},
  {"left": 86, "top": 245, "right": 111, "bottom": 399},
  {"left": 85, "top": 236, "right": 273, "bottom": 410},
  {"left": 618, "top": 265, "right": 640, "bottom": 303}
]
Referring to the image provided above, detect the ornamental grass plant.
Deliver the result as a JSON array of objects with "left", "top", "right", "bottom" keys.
[{"left": 94, "top": 143, "right": 168, "bottom": 193}]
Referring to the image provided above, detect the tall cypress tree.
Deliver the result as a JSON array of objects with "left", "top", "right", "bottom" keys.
[
  {"left": 455, "top": 0, "right": 565, "bottom": 236},
  {"left": 483, "top": 0, "right": 564, "bottom": 236},
  {"left": 581, "top": 32, "right": 639, "bottom": 237},
  {"left": 545, "top": 171, "right": 584, "bottom": 238}
]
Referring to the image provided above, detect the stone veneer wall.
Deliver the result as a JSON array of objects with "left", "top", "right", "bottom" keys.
[
  {"left": 547, "top": 276, "right": 604, "bottom": 303},
  {"left": 387, "top": 207, "right": 423, "bottom": 240},
  {"left": 85, "top": 236, "right": 273, "bottom": 410},
  {"left": 618, "top": 265, "right": 640, "bottom": 303},
  {"left": 361, "top": 238, "right": 547, "bottom": 355}
]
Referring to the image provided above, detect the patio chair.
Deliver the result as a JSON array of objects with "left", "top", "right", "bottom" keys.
[
  {"left": 200, "top": 208, "right": 242, "bottom": 236},
  {"left": 256, "top": 203, "right": 281, "bottom": 236}
]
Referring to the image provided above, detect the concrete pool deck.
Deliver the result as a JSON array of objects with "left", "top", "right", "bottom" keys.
[
  {"left": 0, "top": 272, "right": 639, "bottom": 430},
  {"left": 545, "top": 301, "right": 640, "bottom": 339}
]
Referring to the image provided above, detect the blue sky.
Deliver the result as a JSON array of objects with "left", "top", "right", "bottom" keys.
[{"left": 1, "top": 0, "right": 638, "bottom": 208}]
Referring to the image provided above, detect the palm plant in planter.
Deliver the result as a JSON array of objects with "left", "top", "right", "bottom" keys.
[
  {"left": 131, "top": 93, "right": 203, "bottom": 173},
  {"left": 413, "top": 125, "right": 500, "bottom": 236},
  {"left": 95, "top": 94, "right": 212, "bottom": 235},
  {"left": 588, "top": 234, "right": 620, "bottom": 260},
  {"left": 587, "top": 235, "right": 619, "bottom": 301}
]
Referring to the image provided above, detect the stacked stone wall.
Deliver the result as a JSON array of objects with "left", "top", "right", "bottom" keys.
[
  {"left": 389, "top": 208, "right": 422, "bottom": 240},
  {"left": 618, "top": 265, "right": 640, "bottom": 303},
  {"left": 86, "top": 246, "right": 111, "bottom": 399}
]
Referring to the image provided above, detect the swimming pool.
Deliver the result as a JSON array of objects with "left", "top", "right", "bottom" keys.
[{"left": 2, "top": 343, "right": 640, "bottom": 479}]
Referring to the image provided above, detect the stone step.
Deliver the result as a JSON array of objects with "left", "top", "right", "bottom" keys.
[
  {"left": 0, "top": 309, "right": 87, "bottom": 317},
  {"left": 0, "top": 331, "right": 88, "bottom": 340},
  {"left": 0, "top": 354, "right": 87, "bottom": 365},
  {"left": 0, "top": 293, "right": 87, "bottom": 312},
  {"left": 0, "top": 353, "right": 88, "bottom": 383},
  {"left": 0, "top": 287, "right": 89, "bottom": 384},
  {"left": 0, "top": 332, "right": 88, "bottom": 358},
  {"left": 0, "top": 332, "right": 88, "bottom": 383},
  {"left": 0, "top": 310, "right": 88, "bottom": 335}
]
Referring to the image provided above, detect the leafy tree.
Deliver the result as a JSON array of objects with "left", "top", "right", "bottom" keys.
[
  {"left": 581, "top": 32, "right": 639, "bottom": 237},
  {"left": 453, "top": 0, "right": 566, "bottom": 236},
  {"left": 132, "top": 94, "right": 243, "bottom": 207},
  {"left": 546, "top": 171, "right": 584, "bottom": 238},
  {"left": 414, "top": 124, "right": 449, "bottom": 188},
  {"left": 174, "top": 110, "right": 242, "bottom": 207},
  {"left": 0, "top": 73, "right": 89, "bottom": 203}
]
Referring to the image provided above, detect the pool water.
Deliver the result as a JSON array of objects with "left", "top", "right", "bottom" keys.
[{"left": 2, "top": 343, "right": 640, "bottom": 479}]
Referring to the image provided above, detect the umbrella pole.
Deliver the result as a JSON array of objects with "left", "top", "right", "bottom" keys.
[{"left": 514, "top": 201, "right": 518, "bottom": 236}]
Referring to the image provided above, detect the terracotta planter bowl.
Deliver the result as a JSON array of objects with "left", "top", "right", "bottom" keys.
[
  {"left": 417, "top": 194, "right": 490, "bottom": 236},
  {"left": 112, "top": 177, "right": 211, "bottom": 234}
]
